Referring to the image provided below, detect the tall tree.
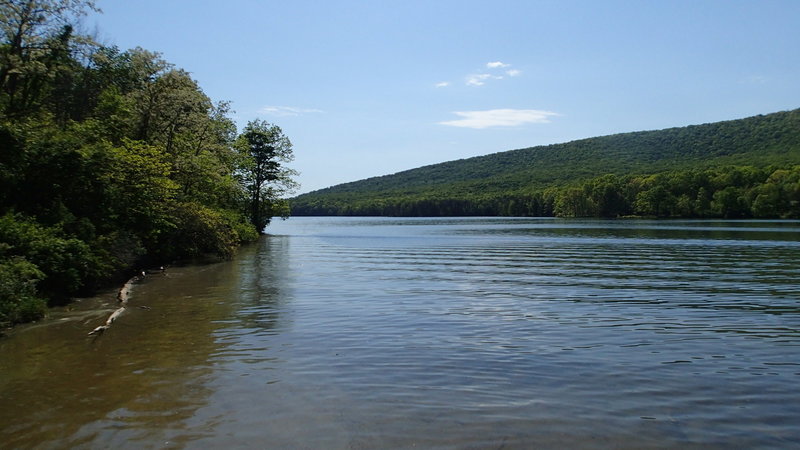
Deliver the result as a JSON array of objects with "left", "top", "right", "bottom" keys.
[
  {"left": 0, "top": 0, "right": 98, "bottom": 115},
  {"left": 235, "top": 120, "right": 297, "bottom": 233}
]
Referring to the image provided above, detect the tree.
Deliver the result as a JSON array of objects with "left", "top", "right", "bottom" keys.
[
  {"left": 712, "top": 186, "right": 748, "bottom": 218},
  {"left": 0, "top": 0, "right": 98, "bottom": 115},
  {"left": 586, "top": 174, "right": 628, "bottom": 217},
  {"left": 554, "top": 187, "right": 594, "bottom": 217},
  {"left": 235, "top": 120, "right": 297, "bottom": 233}
]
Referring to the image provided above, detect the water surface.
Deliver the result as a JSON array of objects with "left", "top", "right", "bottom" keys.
[{"left": 2, "top": 217, "right": 799, "bottom": 448}]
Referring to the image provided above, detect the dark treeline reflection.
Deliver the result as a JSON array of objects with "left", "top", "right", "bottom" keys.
[{"left": 227, "top": 236, "right": 292, "bottom": 335}]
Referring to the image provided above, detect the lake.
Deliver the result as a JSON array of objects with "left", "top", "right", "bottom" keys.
[{"left": 1, "top": 217, "right": 799, "bottom": 448}]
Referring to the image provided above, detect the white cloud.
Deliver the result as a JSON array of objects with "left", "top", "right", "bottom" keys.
[
  {"left": 466, "top": 73, "right": 504, "bottom": 86},
  {"left": 439, "top": 61, "right": 521, "bottom": 87},
  {"left": 466, "top": 74, "right": 491, "bottom": 86},
  {"left": 463, "top": 62, "right": 522, "bottom": 86},
  {"left": 259, "top": 106, "right": 324, "bottom": 117},
  {"left": 439, "top": 109, "right": 559, "bottom": 129},
  {"left": 487, "top": 61, "right": 510, "bottom": 68}
]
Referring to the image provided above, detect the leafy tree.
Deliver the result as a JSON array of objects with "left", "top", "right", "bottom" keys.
[
  {"left": 712, "top": 186, "right": 748, "bottom": 218},
  {"left": 751, "top": 183, "right": 781, "bottom": 218},
  {"left": 235, "top": 120, "right": 298, "bottom": 233},
  {"left": 586, "top": 174, "right": 628, "bottom": 217},
  {"left": 554, "top": 187, "right": 594, "bottom": 217},
  {"left": 634, "top": 184, "right": 672, "bottom": 217},
  {"left": 694, "top": 187, "right": 712, "bottom": 217},
  {"left": 0, "top": 0, "right": 98, "bottom": 115}
]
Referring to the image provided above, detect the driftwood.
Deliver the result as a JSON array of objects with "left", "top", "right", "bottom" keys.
[
  {"left": 88, "top": 306, "right": 126, "bottom": 336},
  {"left": 88, "top": 271, "right": 148, "bottom": 336}
]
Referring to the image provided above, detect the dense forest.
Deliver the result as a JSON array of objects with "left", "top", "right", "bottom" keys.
[
  {"left": 291, "top": 109, "right": 800, "bottom": 218},
  {"left": 0, "top": 1, "right": 295, "bottom": 327}
]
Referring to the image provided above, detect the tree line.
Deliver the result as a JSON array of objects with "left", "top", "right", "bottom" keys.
[
  {"left": 0, "top": 0, "right": 296, "bottom": 327},
  {"left": 295, "top": 108, "right": 800, "bottom": 208},
  {"left": 291, "top": 165, "right": 800, "bottom": 219},
  {"left": 291, "top": 107, "right": 800, "bottom": 219}
]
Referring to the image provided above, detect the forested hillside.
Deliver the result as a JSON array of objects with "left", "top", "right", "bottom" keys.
[
  {"left": 291, "top": 109, "right": 800, "bottom": 217},
  {"left": 0, "top": 1, "right": 295, "bottom": 327}
]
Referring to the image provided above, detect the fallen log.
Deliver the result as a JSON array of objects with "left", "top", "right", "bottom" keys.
[
  {"left": 116, "top": 271, "right": 146, "bottom": 303},
  {"left": 87, "top": 306, "right": 126, "bottom": 336},
  {"left": 88, "top": 271, "right": 148, "bottom": 336}
]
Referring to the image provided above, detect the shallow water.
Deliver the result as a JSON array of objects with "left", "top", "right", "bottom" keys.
[{"left": 2, "top": 217, "right": 799, "bottom": 448}]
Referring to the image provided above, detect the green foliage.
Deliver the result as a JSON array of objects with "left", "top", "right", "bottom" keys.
[
  {"left": 0, "top": 257, "right": 46, "bottom": 327},
  {"left": 0, "top": 0, "right": 99, "bottom": 117},
  {"left": 0, "top": 213, "right": 102, "bottom": 300},
  {"left": 101, "top": 139, "right": 178, "bottom": 239},
  {"left": 0, "top": 4, "right": 288, "bottom": 326},
  {"left": 292, "top": 110, "right": 800, "bottom": 218},
  {"left": 221, "top": 209, "right": 259, "bottom": 243},
  {"left": 153, "top": 202, "right": 240, "bottom": 261},
  {"left": 235, "top": 120, "right": 298, "bottom": 233},
  {"left": 299, "top": 165, "right": 800, "bottom": 220}
]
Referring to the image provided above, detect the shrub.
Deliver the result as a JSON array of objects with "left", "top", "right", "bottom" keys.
[
  {"left": 0, "top": 258, "right": 46, "bottom": 326},
  {"left": 0, "top": 213, "right": 96, "bottom": 300},
  {"left": 153, "top": 202, "right": 241, "bottom": 261},
  {"left": 220, "top": 209, "right": 259, "bottom": 243}
]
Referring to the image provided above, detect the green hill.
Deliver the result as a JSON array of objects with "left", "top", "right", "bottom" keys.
[{"left": 291, "top": 109, "right": 800, "bottom": 218}]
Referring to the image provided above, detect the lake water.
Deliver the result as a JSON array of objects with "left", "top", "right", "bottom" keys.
[{"left": 1, "top": 217, "right": 800, "bottom": 448}]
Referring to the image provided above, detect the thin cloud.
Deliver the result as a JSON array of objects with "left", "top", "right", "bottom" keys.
[
  {"left": 464, "top": 62, "right": 521, "bottom": 86},
  {"left": 439, "top": 109, "right": 559, "bottom": 129},
  {"left": 259, "top": 106, "right": 324, "bottom": 117},
  {"left": 487, "top": 61, "right": 510, "bottom": 68},
  {"left": 466, "top": 73, "right": 503, "bottom": 86},
  {"left": 434, "top": 61, "right": 521, "bottom": 88}
]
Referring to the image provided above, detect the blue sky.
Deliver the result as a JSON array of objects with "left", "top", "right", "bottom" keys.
[{"left": 88, "top": 0, "right": 800, "bottom": 194}]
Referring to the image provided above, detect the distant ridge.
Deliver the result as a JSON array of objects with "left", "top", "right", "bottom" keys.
[{"left": 291, "top": 109, "right": 800, "bottom": 217}]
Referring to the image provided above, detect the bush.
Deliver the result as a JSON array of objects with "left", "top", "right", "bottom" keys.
[
  {"left": 220, "top": 209, "right": 259, "bottom": 243},
  {"left": 0, "top": 213, "right": 98, "bottom": 300},
  {"left": 153, "top": 202, "right": 241, "bottom": 261},
  {"left": 0, "top": 258, "right": 47, "bottom": 326}
]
